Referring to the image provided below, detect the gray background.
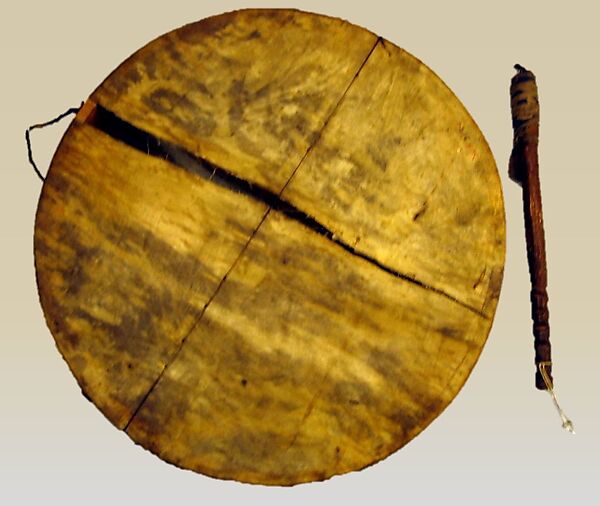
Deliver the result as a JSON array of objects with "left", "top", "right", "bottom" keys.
[{"left": 1, "top": 0, "right": 598, "bottom": 503}]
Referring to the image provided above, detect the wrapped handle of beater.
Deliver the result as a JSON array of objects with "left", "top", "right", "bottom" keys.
[{"left": 509, "top": 64, "right": 551, "bottom": 390}]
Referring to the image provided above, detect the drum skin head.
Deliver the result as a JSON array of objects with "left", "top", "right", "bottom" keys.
[{"left": 34, "top": 8, "right": 505, "bottom": 485}]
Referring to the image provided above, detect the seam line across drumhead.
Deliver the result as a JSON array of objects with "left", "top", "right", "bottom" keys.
[{"left": 120, "top": 36, "right": 383, "bottom": 430}]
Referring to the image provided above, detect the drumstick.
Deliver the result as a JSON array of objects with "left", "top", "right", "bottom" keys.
[{"left": 509, "top": 64, "right": 574, "bottom": 433}]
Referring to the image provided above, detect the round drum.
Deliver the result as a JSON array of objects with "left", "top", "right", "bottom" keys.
[{"left": 34, "top": 8, "right": 505, "bottom": 485}]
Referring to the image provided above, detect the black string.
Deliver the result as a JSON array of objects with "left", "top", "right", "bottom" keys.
[{"left": 25, "top": 102, "right": 83, "bottom": 182}]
